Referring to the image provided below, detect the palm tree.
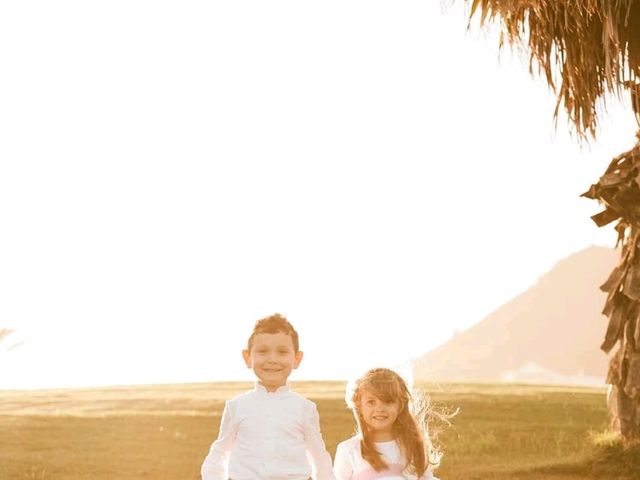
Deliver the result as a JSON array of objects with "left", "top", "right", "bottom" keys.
[{"left": 461, "top": 0, "right": 640, "bottom": 441}]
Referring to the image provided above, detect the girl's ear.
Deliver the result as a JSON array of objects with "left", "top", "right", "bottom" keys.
[{"left": 293, "top": 350, "right": 304, "bottom": 369}]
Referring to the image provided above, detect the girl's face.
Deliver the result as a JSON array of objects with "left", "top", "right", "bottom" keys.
[{"left": 359, "top": 390, "right": 401, "bottom": 441}]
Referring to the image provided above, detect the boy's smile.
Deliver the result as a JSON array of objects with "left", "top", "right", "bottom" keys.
[{"left": 242, "top": 332, "right": 303, "bottom": 392}]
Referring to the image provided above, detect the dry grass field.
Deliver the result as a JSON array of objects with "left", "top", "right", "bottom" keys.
[{"left": 1, "top": 381, "right": 639, "bottom": 480}]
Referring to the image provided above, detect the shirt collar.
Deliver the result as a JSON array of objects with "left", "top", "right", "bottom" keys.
[{"left": 253, "top": 381, "right": 291, "bottom": 395}]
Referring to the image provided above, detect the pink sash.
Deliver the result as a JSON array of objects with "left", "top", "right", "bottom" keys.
[{"left": 352, "top": 463, "right": 406, "bottom": 480}]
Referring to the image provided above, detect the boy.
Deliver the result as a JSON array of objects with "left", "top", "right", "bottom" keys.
[{"left": 201, "top": 313, "right": 336, "bottom": 480}]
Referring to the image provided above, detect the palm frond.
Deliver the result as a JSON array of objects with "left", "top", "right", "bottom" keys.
[{"left": 464, "top": 0, "right": 640, "bottom": 139}]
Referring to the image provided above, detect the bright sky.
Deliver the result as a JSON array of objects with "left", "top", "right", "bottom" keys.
[{"left": 1, "top": 1, "right": 637, "bottom": 389}]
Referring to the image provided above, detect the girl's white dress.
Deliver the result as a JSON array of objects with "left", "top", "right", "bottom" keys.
[{"left": 333, "top": 436, "right": 440, "bottom": 480}]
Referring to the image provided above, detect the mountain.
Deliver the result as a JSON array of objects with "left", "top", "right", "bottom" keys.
[{"left": 413, "top": 246, "right": 619, "bottom": 385}]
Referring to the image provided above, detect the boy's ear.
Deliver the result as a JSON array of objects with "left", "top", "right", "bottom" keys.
[
  {"left": 293, "top": 350, "right": 304, "bottom": 369},
  {"left": 242, "top": 349, "right": 251, "bottom": 368}
]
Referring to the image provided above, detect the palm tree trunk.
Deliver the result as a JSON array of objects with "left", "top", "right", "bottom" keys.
[{"left": 584, "top": 138, "right": 640, "bottom": 441}]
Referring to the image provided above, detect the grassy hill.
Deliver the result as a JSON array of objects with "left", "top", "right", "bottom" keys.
[{"left": 1, "top": 381, "right": 638, "bottom": 480}]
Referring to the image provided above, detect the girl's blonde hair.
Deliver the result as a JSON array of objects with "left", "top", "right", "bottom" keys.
[{"left": 348, "top": 368, "right": 441, "bottom": 477}]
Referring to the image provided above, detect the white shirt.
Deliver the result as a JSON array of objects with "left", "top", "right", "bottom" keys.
[
  {"left": 333, "top": 436, "right": 439, "bottom": 480},
  {"left": 201, "top": 383, "right": 336, "bottom": 480}
]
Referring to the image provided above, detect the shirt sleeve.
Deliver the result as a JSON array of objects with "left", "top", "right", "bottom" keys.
[
  {"left": 201, "top": 399, "right": 238, "bottom": 480},
  {"left": 333, "top": 441, "right": 353, "bottom": 480},
  {"left": 303, "top": 401, "right": 337, "bottom": 480}
]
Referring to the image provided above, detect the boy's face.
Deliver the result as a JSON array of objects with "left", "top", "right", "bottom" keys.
[{"left": 242, "top": 332, "right": 303, "bottom": 392}]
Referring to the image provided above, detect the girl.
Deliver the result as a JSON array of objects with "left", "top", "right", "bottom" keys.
[{"left": 333, "top": 368, "right": 441, "bottom": 480}]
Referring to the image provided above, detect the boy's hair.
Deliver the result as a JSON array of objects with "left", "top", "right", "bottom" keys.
[
  {"left": 246, "top": 313, "right": 300, "bottom": 352},
  {"left": 349, "top": 368, "right": 441, "bottom": 477}
]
